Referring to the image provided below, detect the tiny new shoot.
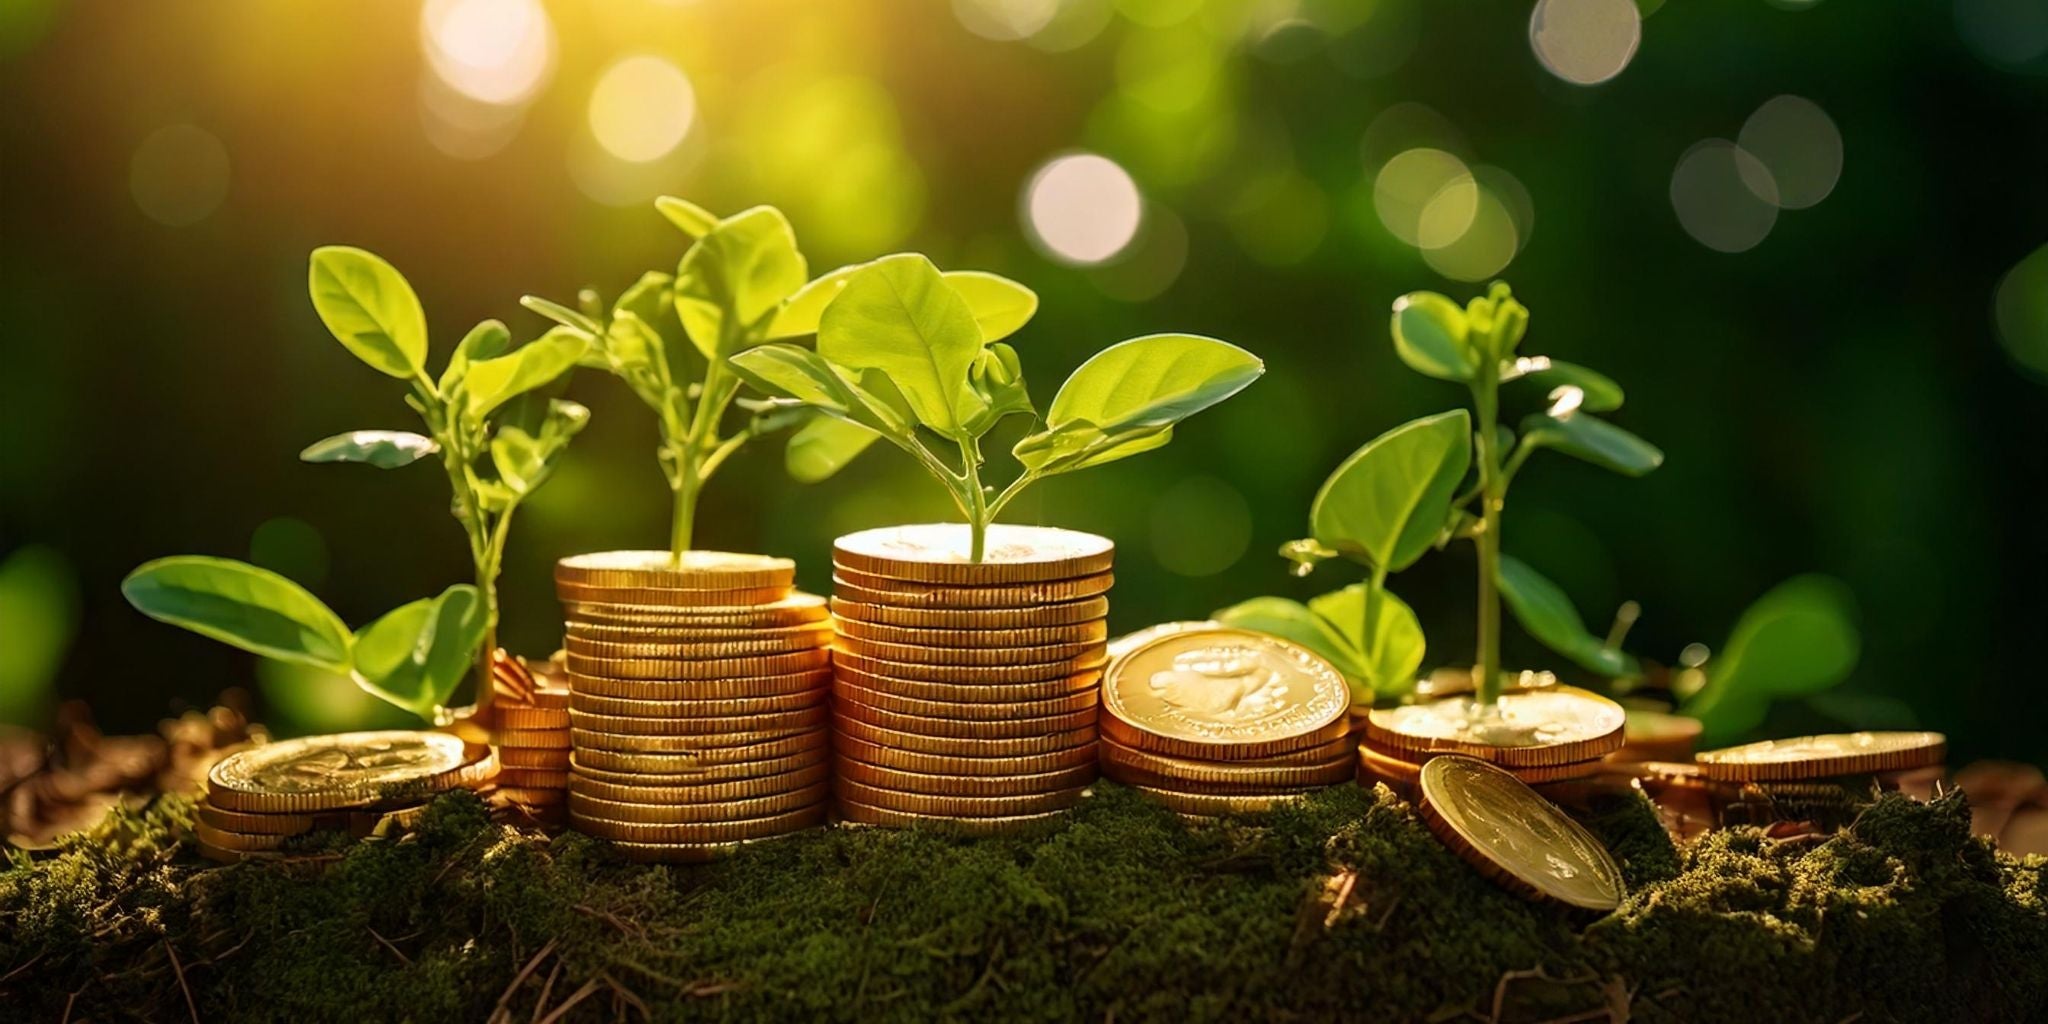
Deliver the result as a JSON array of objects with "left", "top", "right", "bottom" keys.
[
  {"left": 522, "top": 197, "right": 858, "bottom": 558},
  {"left": 728, "top": 254, "right": 1264, "bottom": 561}
]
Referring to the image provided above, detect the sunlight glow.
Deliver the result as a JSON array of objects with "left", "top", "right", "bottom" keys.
[
  {"left": 1671, "top": 140, "right": 1778, "bottom": 253},
  {"left": 1738, "top": 95, "right": 1842, "bottom": 210},
  {"left": 1529, "top": 0, "right": 1642, "bottom": 86},
  {"left": 588, "top": 55, "right": 697, "bottom": 163},
  {"left": 129, "top": 124, "right": 230, "bottom": 227},
  {"left": 1375, "top": 148, "right": 1474, "bottom": 249},
  {"left": 420, "top": 0, "right": 555, "bottom": 107},
  {"left": 1023, "top": 153, "right": 1144, "bottom": 265}
]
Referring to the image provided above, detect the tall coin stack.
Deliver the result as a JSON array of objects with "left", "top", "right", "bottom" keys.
[
  {"left": 486, "top": 650, "right": 571, "bottom": 827},
  {"left": 1097, "top": 624, "right": 1355, "bottom": 818},
  {"left": 555, "top": 551, "right": 834, "bottom": 862},
  {"left": 827, "top": 524, "right": 1112, "bottom": 832}
]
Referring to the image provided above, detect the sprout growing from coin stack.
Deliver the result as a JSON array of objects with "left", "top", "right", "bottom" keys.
[{"left": 732, "top": 252, "right": 1263, "bottom": 829}]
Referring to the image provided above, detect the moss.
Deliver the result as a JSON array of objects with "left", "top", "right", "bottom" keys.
[{"left": 2, "top": 783, "right": 2043, "bottom": 1022}]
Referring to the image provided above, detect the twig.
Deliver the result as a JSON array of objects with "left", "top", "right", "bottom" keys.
[
  {"left": 535, "top": 978, "right": 602, "bottom": 1024},
  {"left": 575, "top": 903, "right": 645, "bottom": 941},
  {"left": 491, "top": 939, "right": 558, "bottom": 1024},
  {"left": 532, "top": 959, "right": 564, "bottom": 1024},
  {"left": 367, "top": 926, "right": 412, "bottom": 966},
  {"left": 602, "top": 971, "right": 649, "bottom": 1019},
  {"left": 0, "top": 951, "right": 45, "bottom": 986},
  {"left": 164, "top": 940, "right": 201, "bottom": 1024}
]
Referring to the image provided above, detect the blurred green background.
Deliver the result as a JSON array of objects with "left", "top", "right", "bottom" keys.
[{"left": 3, "top": 0, "right": 2047, "bottom": 759}]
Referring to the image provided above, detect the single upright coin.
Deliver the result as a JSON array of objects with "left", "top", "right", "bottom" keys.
[
  {"left": 556, "top": 550, "right": 796, "bottom": 590},
  {"left": 207, "top": 730, "right": 492, "bottom": 813},
  {"left": 1417, "top": 755, "right": 1626, "bottom": 912},
  {"left": 1101, "top": 627, "right": 1348, "bottom": 751},
  {"left": 833, "top": 523, "right": 1114, "bottom": 584},
  {"left": 1694, "top": 731, "right": 1947, "bottom": 782},
  {"left": 1365, "top": 687, "right": 1626, "bottom": 767}
]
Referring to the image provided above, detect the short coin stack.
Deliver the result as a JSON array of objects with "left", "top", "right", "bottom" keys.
[
  {"left": 1098, "top": 624, "right": 1355, "bottom": 818},
  {"left": 556, "top": 551, "right": 833, "bottom": 862},
  {"left": 196, "top": 730, "right": 496, "bottom": 862},
  {"left": 486, "top": 650, "right": 571, "bottom": 827},
  {"left": 827, "top": 524, "right": 1112, "bottom": 832},
  {"left": 1358, "top": 685, "right": 1626, "bottom": 797},
  {"left": 1695, "top": 730, "right": 1948, "bottom": 829}
]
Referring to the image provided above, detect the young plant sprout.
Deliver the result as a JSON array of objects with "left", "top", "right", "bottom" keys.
[
  {"left": 727, "top": 253, "right": 1264, "bottom": 561},
  {"left": 123, "top": 248, "right": 588, "bottom": 720},
  {"left": 1221, "top": 282, "right": 1661, "bottom": 707},
  {"left": 521, "top": 197, "right": 860, "bottom": 556}
]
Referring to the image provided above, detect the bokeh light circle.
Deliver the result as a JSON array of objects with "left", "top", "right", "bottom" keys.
[
  {"left": 1092, "top": 206, "right": 1189, "bottom": 302},
  {"left": 1374, "top": 148, "right": 1475, "bottom": 248},
  {"left": 1150, "top": 475, "right": 1253, "bottom": 577},
  {"left": 1954, "top": 0, "right": 2048, "bottom": 70},
  {"left": 129, "top": 124, "right": 230, "bottom": 227},
  {"left": 952, "top": 0, "right": 1059, "bottom": 41},
  {"left": 249, "top": 516, "right": 330, "bottom": 588},
  {"left": 1670, "top": 140, "right": 1778, "bottom": 253},
  {"left": 1023, "top": 153, "right": 1143, "bottom": 264},
  {"left": 1738, "top": 95, "right": 1842, "bottom": 209},
  {"left": 1422, "top": 186, "right": 1520, "bottom": 282},
  {"left": 588, "top": 55, "right": 697, "bottom": 163},
  {"left": 1529, "top": 0, "right": 1642, "bottom": 86},
  {"left": 1995, "top": 244, "right": 2048, "bottom": 377},
  {"left": 419, "top": 0, "right": 555, "bottom": 107}
]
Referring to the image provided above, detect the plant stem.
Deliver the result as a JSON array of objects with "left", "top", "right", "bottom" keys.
[
  {"left": 1471, "top": 363, "right": 1504, "bottom": 707},
  {"left": 669, "top": 361, "right": 737, "bottom": 560},
  {"left": 1361, "top": 564, "right": 1388, "bottom": 675},
  {"left": 956, "top": 436, "right": 988, "bottom": 562}
]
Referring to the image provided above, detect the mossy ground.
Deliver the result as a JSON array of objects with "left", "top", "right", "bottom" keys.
[{"left": 3, "top": 782, "right": 2044, "bottom": 1022}]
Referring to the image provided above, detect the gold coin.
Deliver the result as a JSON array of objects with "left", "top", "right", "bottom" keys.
[
  {"left": 196, "top": 803, "right": 320, "bottom": 836},
  {"left": 833, "top": 662, "right": 1100, "bottom": 703},
  {"left": 192, "top": 820, "right": 295, "bottom": 851},
  {"left": 834, "top": 755, "right": 1097, "bottom": 797},
  {"left": 195, "top": 839, "right": 281, "bottom": 863},
  {"left": 832, "top": 571, "right": 1114, "bottom": 609},
  {"left": 495, "top": 705, "right": 570, "bottom": 730},
  {"left": 1124, "top": 785, "right": 1311, "bottom": 817},
  {"left": 556, "top": 580, "right": 792, "bottom": 607},
  {"left": 1099, "top": 713, "right": 1351, "bottom": 762},
  {"left": 830, "top": 616, "right": 1107, "bottom": 649},
  {"left": 496, "top": 785, "right": 568, "bottom": 806},
  {"left": 833, "top": 777, "right": 1087, "bottom": 817},
  {"left": 1694, "top": 731, "right": 1947, "bottom": 782},
  {"left": 565, "top": 633, "right": 830, "bottom": 660},
  {"left": 570, "top": 745, "right": 828, "bottom": 787},
  {"left": 1359, "top": 746, "right": 1602, "bottom": 787},
  {"left": 495, "top": 727, "right": 571, "bottom": 749},
  {"left": 830, "top": 596, "right": 1110, "bottom": 629},
  {"left": 565, "top": 620, "right": 833, "bottom": 645},
  {"left": 1417, "top": 754, "right": 1626, "bottom": 912},
  {"left": 571, "top": 803, "right": 828, "bottom": 842},
  {"left": 832, "top": 679, "right": 1098, "bottom": 722},
  {"left": 567, "top": 668, "right": 830, "bottom": 701},
  {"left": 570, "top": 781, "right": 829, "bottom": 824},
  {"left": 832, "top": 635, "right": 1103, "bottom": 667},
  {"left": 497, "top": 767, "right": 569, "bottom": 789},
  {"left": 498, "top": 681, "right": 570, "bottom": 711},
  {"left": 1106, "top": 620, "right": 1222, "bottom": 661},
  {"left": 569, "top": 705, "right": 828, "bottom": 737},
  {"left": 556, "top": 550, "right": 796, "bottom": 590},
  {"left": 835, "top": 800, "right": 1071, "bottom": 833},
  {"left": 563, "top": 592, "right": 829, "bottom": 628},
  {"left": 832, "top": 732, "right": 1098, "bottom": 777},
  {"left": 569, "top": 763, "right": 830, "bottom": 805},
  {"left": 570, "top": 725, "right": 825, "bottom": 754},
  {"left": 570, "top": 733, "right": 827, "bottom": 774},
  {"left": 206, "top": 730, "right": 494, "bottom": 813},
  {"left": 568, "top": 687, "right": 828, "bottom": 719},
  {"left": 564, "top": 648, "right": 830, "bottom": 681},
  {"left": 1099, "top": 732, "right": 1358, "bottom": 769},
  {"left": 832, "top": 523, "right": 1114, "bottom": 584},
  {"left": 833, "top": 649, "right": 1104, "bottom": 685},
  {"left": 831, "top": 714, "right": 1095, "bottom": 758},
  {"left": 832, "top": 698, "right": 1097, "bottom": 739},
  {"left": 1365, "top": 687, "right": 1626, "bottom": 767},
  {"left": 1098, "top": 740, "right": 1355, "bottom": 791},
  {"left": 1102, "top": 626, "right": 1349, "bottom": 752},
  {"left": 499, "top": 746, "right": 571, "bottom": 769}
]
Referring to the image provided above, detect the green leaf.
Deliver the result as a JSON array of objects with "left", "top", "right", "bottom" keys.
[
  {"left": 519, "top": 294, "right": 602, "bottom": 335},
  {"left": 600, "top": 310, "right": 672, "bottom": 405},
  {"left": 1685, "top": 576, "right": 1860, "bottom": 744},
  {"left": 1520, "top": 412, "right": 1663, "bottom": 476},
  {"left": 1012, "top": 423, "right": 1174, "bottom": 476},
  {"left": 349, "top": 584, "right": 485, "bottom": 718},
  {"left": 675, "top": 206, "right": 809, "bottom": 358},
  {"left": 1307, "top": 584, "right": 1425, "bottom": 700},
  {"left": 1213, "top": 597, "right": 1371, "bottom": 695},
  {"left": 655, "top": 195, "right": 718, "bottom": 238},
  {"left": 440, "top": 320, "right": 512, "bottom": 393},
  {"left": 1310, "top": 410, "right": 1471, "bottom": 573},
  {"left": 1504, "top": 357, "right": 1623, "bottom": 412},
  {"left": 299, "top": 430, "right": 439, "bottom": 469},
  {"left": 817, "top": 254, "right": 984, "bottom": 436},
  {"left": 1015, "top": 333, "right": 1263, "bottom": 475},
  {"left": 1389, "top": 291, "right": 1475, "bottom": 382},
  {"left": 308, "top": 246, "right": 429, "bottom": 379},
  {"left": 729, "top": 344, "right": 914, "bottom": 437},
  {"left": 960, "top": 342, "right": 1033, "bottom": 435},
  {"left": 122, "top": 556, "right": 352, "bottom": 672},
  {"left": 612, "top": 271, "right": 687, "bottom": 373},
  {"left": 785, "top": 416, "right": 883, "bottom": 483},
  {"left": 943, "top": 271, "right": 1038, "bottom": 343},
  {"left": 1497, "top": 555, "right": 1639, "bottom": 677},
  {"left": 490, "top": 427, "right": 545, "bottom": 495},
  {"left": 462, "top": 328, "right": 587, "bottom": 423},
  {"left": 767, "top": 263, "right": 867, "bottom": 340}
]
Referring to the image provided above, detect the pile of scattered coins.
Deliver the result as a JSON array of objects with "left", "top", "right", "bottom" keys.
[
  {"left": 485, "top": 651, "right": 571, "bottom": 826},
  {"left": 1358, "top": 684, "right": 1627, "bottom": 796},
  {"left": 556, "top": 551, "right": 833, "bottom": 862},
  {"left": 194, "top": 730, "right": 496, "bottom": 862},
  {"left": 1097, "top": 623, "right": 1356, "bottom": 818},
  {"left": 827, "top": 524, "right": 1110, "bottom": 832}
]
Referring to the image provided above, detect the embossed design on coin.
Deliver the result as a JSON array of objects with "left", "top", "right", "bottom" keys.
[
  {"left": 1418, "top": 754, "right": 1625, "bottom": 911},
  {"left": 1103, "top": 627, "right": 1347, "bottom": 744}
]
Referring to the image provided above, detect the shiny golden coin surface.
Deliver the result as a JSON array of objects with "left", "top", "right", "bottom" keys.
[
  {"left": 833, "top": 679, "right": 1098, "bottom": 722},
  {"left": 834, "top": 755, "right": 1097, "bottom": 797},
  {"left": 570, "top": 725, "right": 824, "bottom": 754},
  {"left": 568, "top": 687, "right": 828, "bottom": 719},
  {"left": 563, "top": 592, "right": 829, "bottom": 628},
  {"left": 832, "top": 732, "right": 1098, "bottom": 777},
  {"left": 495, "top": 705, "right": 570, "bottom": 730},
  {"left": 570, "top": 733, "right": 827, "bottom": 775},
  {"left": 569, "top": 745, "right": 828, "bottom": 787},
  {"left": 556, "top": 550, "right": 795, "bottom": 590},
  {"left": 1125, "top": 785, "right": 1310, "bottom": 817},
  {"left": 603, "top": 835, "right": 800, "bottom": 864},
  {"left": 1099, "top": 712, "right": 1350, "bottom": 762},
  {"left": 196, "top": 803, "right": 319, "bottom": 836},
  {"left": 834, "top": 663, "right": 1100, "bottom": 704},
  {"left": 572, "top": 803, "right": 827, "bottom": 842},
  {"left": 565, "top": 620, "right": 833, "bottom": 645},
  {"left": 835, "top": 800, "right": 1071, "bottom": 833},
  {"left": 497, "top": 767, "right": 570, "bottom": 789},
  {"left": 192, "top": 820, "right": 295, "bottom": 851},
  {"left": 569, "top": 763, "right": 829, "bottom": 805},
  {"left": 832, "top": 698, "right": 1098, "bottom": 739},
  {"left": 830, "top": 616, "right": 1107, "bottom": 649},
  {"left": 832, "top": 524, "right": 1113, "bottom": 584},
  {"left": 1417, "top": 755, "right": 1626, "bottom": 911},
  {"left": 832, "top": 571, "right": 1114, "bottom": 609},
  {"left": 567, "top": 668, "right": 830, "bottom": 701},
  {"left": 569, "top": 705, "right": 827, "bottom": 737},
  {"left": 1098, "top": 740, "right": 1355, "bottom": 790},
  {"left": 830, "top": 596, "right": 1109, "bottom": 629},
  {"left": 496, "top": 727, "right": 572, "bottom": 750},
  {"left": 565, "top": 648, "right": 831, "bottom": 681},
  {"left": 499, "top": 746, "right": 572, "bottom": 769},
  {"left": 1106, "top": 620, "right": 1222, "bottom": 662},
  {"left": 1359, "top": 746, "right": 1603, "bottom": 787},
  {"left": 207, "top": 730, "right": 492, "bottom": 813},
  {"left": 833, "top": 650, "right": 1104, "bottom": 686},
  {"left": 1103, "top": 627, "right": 1349, "bottom": 751},
  {"left": 1099, "top": 731, "right": 1356, "bottom": 769},
  {"left": 1365, "top": 688, "right": 1626, "bottom": 767},
  {"left": 833, "top": 635, "right": 1103, "bottom": 668},
  {"left": 832, "top": 714, "right": 1095, "bottom": 758},
  {"left": 834, "top": 777, "right": 1086, "bottom": 817},
  {"left": 556, "top": 580, "right": 791, "bottom": 607},
  {"left": 570, "top": 781, "right": 829, "bottom": 824},
  {"left": 1694, "top": 731, "right": 1947, "bottom": 782},
  {"left": 565, "top": 633, "right": 830, "bottom": 660}
]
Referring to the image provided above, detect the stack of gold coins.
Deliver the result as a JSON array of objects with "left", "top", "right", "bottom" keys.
[
  {"left": 1694, "top": 730, "right": 1947, "bottom": 828},
  {"left": 1097, "top": 624, "right": 1355, "bottom": 818},
  {"left": 195, "top": 730, "right": 496, "bottom": 862},
  {"left": 555, "top": 551, "right": 833, "bottom": 862},
  {"left": 485, "top": 650, "right": 572, "bottom": 827},
  {"left": 827, "top": 524, "right": 1111, "bottom": 831},
  {"left": 1358, "top": 685, "right": 1626, "bottom": 796}
]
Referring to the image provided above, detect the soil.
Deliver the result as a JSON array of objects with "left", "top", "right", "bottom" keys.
[{"left": 3, "top": 781, "right": 2044, "bottom": 1022}]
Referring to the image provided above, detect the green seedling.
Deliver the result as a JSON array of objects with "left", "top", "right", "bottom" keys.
[
  {"left": 123, "top": 248, "right": 588, "bottom": 720},
  {"left": 728, "top": 253, "right": 1264, "bottom": 561},
  {"left": 1220, "top": 282, "right": 1661, "bottom": 706},
  {"left": 522, "top": 197, "right": 860, "bottom": 556}
]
